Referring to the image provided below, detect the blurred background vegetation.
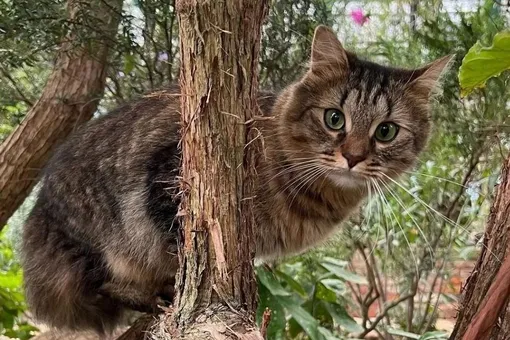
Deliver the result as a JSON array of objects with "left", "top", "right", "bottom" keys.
[{"left": 1, "top": 0, "right": 509, "bottom": 339}]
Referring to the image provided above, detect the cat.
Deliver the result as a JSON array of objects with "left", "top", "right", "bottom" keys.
[{"left": 21, "top": 25, "right": 451, "bottom": 334}]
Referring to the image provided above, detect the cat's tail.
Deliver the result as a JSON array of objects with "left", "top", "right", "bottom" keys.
[{"left": 21, "top": 206, "right": 124, "bottom": 335}]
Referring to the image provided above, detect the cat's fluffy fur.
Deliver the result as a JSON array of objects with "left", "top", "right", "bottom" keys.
[{"left": 21, "top": 26, "right": 451, "bottom": 334}]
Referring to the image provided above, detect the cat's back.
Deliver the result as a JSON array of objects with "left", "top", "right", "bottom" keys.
[{"left": 21, "top": 86, "right": 183, "bottom": 332}]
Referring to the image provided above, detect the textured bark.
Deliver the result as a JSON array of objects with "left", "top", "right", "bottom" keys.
[
  {"left": 0, "top": 0, "right": 123, "bottom": 228},
  {"left": 450, "top": 154, "right": 510, "bottom": 340},
  {"left": 145, "top": 1, "right": 270, "bottom": 339}
]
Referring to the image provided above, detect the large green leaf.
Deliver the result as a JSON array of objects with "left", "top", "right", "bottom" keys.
[
  {"left": 324, "top": 302, "right": 363, "bottom": 334},
  {"left": 419, "top": 331, "right": 449, "bottom": 340},
  {"left": 256, "top": 267, "right": 291, "bottom": 296},
  {"left": 279, "top": 297, "right": 321, "bottom": 340},
  {"left": 274, "top": 269, "right": 307, "bottom": 297},
  {"left": 318, "top": 326, "right": 342, "bottom": 340},
  {"left": 387, "top": 328, "right": 421, "bottom": 339},
  {"left": 257, "top": 285, "right": 286, "bottom": 340},
  {"left": 0, "top": 272, "right": 22, "bottom": 289},
  {"left": 320, "top": 278, "right": 346, "bottom": 296},
  {"left": 321, "top": 262, "right": 368, "bottom": 285},
  {"left": 459, "top": 31, "right": 510, "bottom": 96},
  {"left": 315, "top": 282, "right": 337, "bottom": 303}
]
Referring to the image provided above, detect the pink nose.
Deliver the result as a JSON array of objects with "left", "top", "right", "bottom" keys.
[{"left": 342, "top": 153, "right": 366, "bottom": 168}]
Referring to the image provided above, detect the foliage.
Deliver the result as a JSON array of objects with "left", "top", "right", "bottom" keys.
[
  {"left": 1, "top": 0, "right": 510, "bottom": 339},
  {"left": 256, "top": 258, "right": 364, "bottom": 340},
  {"left": 459, "top": 31, "right": 510, "bottom": 96},
  {"left": 0, "top": 227, "right": 37, "bottom": 339}
]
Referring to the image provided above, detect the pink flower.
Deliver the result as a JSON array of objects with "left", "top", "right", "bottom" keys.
[{"left": 351, "top": 8, "right": 369, "bottom": 26}]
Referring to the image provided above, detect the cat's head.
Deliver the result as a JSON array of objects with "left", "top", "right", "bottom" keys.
[{"left": 274, "top": 25, "right": 452, "bottom": 188}]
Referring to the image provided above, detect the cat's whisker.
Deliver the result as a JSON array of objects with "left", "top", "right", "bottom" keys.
[
  {"left": 378, "top": 177, "right": 435, "bottom": 260},
  {"left": 404, "top": 170, "right": 486, "bottom": 197},
  {"left": 380, "top": 172, "right": 502, "bottom": 264},
  {"left": 371, "top": 178, "right": 420, "bottom": 276},
  {"left": 267, "top": 158, "right": 317, "bottom": 171},
  {"left": 286, "top": 166, "right": 327, "bottom": 209},
  {"left": 360, "top": 180, "right": 373, "bottom": 232},
  {"left": 370, "top": 180, "right": 392, "bottom": 274},
  {"left": 266, "top": 160, "right": 318, "bottom": 181},
  {"left": 364, "top": 182, "right": 383, "bottom": 260},
  {"left": 279, "top": 166, "right": 322, "bottom": 221},
  {"left": 276, "top": 165, "right": 319, "bottom": 199}
]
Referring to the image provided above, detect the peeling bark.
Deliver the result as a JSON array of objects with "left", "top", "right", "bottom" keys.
[
  {"left": 159, "top": 0, "right": 269, "bottom": 338},
  {"left": 0, "top": 0, "right": 123, "bottom": 227},
  {"left": 450, "top": 154, "right": 510, "bottom": 340}
]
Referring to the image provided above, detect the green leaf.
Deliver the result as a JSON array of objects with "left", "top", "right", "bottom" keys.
[
  {"left": 318, "top": 326, "right": 342, "bottom": 340},
  {"left": 387, "top": 328, "right": 421, "bottom": 339},
  {"left": 320, "top": 278, "right": 346, "bottom": 295},
  {"left": 459, "top": 31, "right": 510, "bottom": 96},
  {"left": 322, "top": 257, "right": 349, "bottom": 267},
  {"left": 279, "top": 297, "right": 321, "bottom": 340},
  {"left": 0, "top": 272, "right": 22, "bottom": 289},
  {"left": 321, "top": 262, "right": 368, "bottom": 285},
  {"left": 315, "top": 282, "right": 337, "bottom": 303},
  {"left": 324, "top": 302, "right": 363, "bottom": 333},
  {"left": 419, "top": 331, "right": 449, "bottom": 340},
  {"left": 257, "top": 285, "right": 286, "bottom": 340},
  {"left": 123, "top": 54, "right": 135, "bottom": 74},
  {"left": 256, "top": 267, "right": 291, "bottom": 296},
  {"left": 274, "top": 269, "right": 307, "bottom": 297}
]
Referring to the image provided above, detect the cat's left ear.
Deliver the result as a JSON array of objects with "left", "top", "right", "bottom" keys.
[{"left": 408, "top": 55, "right": 455, "bottom": 98}]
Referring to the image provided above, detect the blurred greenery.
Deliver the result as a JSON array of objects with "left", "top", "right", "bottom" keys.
[
  {"left": 1, "top": 0, "right": 510, "bottom": 339},
  {"left": 0, "top": 227, "right": 37, "bottom": 339}
]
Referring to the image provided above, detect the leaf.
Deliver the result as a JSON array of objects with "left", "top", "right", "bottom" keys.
[
  {"left": 322, "top": 257, "right": 349, "bottom": 267},
  {"left": 387, "top": 328, "right": 421, "bottom": 339},
  {"left": 419, "top": 331, "right": 449, "bottom": 340},
  {"left": 315, "top": 282, "right": 337, "bottom": 303},
  {"left": 274, "top": 269, "right": 307, "bottom": 297},
  {"left": 321, "top": 262, "right": 368, "bottom": 285},
  {"left": 324, "top": 302, "right": 363, "bottom": 333},
  {"left": 318, "top": 326, "right": 342, "bottom": 340},
  {"left": 279, "top": 297, "right": 321, "bottom": 340},
  {"left": 123, "top": 54, "right": 135, "bottom": 74},
  {"left": 256, "top": 285, "right": 286, "bottom": 340},
  {"left": 256, "top": 267, "right": 291, "bottom": 296},
  {"left": 459, "top": 31, "right": 510, "bottom": 96},
  {"left": 0, "top": 272, "right": 22, "bottom": 289},
  {"left": 320, "top": 278, "right": 346, "bottom": 295}
]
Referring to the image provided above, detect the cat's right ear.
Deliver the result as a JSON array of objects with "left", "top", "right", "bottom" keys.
[{"left": 309, "top": 25, "right": 349, "bottom": 77}]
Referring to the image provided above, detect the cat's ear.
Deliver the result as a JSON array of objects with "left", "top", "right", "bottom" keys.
[
  {"left": 309, "top": 25, "right": 349, "bottom": 76},
  {"left": 409, "top": 55, "right": 454, "bottom": 98}
]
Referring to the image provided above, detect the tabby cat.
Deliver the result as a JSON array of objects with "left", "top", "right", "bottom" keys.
[{"left": 21, "top": 25, "right": 451, "bottom": 334}]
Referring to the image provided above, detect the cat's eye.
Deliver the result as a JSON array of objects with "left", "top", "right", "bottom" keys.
[
  {"left": 324, "top": 109, "right": 345, "bottom": 131},
  {"left": 375, "top": 122, "right": 399, "bottom": 142}
]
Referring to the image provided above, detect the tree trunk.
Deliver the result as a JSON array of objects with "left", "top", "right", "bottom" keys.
[
  {"left": 450, "top": 154, "right": 510, "bottom": 340},
  {"left": 0, "top": 0, "right": 123, "bottom": 228},
  {"left": 139, "top": 1, "right": 269, "bottom": 339}
]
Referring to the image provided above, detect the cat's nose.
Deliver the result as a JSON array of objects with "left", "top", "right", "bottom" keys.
[{"left": 342, "top": 152, "right": 366, "bottom": 169}]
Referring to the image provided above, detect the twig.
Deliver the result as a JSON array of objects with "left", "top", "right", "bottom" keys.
[
  {"left": 259, "top": 308, "right": 272, "bottom": 339},
  {"left": 0, "top": 66, "right": 34, "bottom": 106},
  {"left": 357, "top": 293, "right": 415, "bottom": 338}
]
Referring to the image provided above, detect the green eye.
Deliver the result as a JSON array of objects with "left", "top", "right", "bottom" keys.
[
  {"left": 375, "top": 122, "right": 399, "bottom": 142},
  {"left": 324, "top": 109, "right": 345, "bottom": 130}
]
